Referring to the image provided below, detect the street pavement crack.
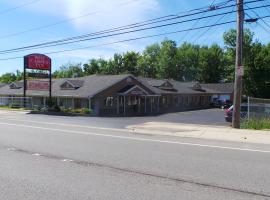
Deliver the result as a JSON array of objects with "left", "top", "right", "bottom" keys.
[{"left": 2, "top": 145, "right": 270, "bottom": 199}]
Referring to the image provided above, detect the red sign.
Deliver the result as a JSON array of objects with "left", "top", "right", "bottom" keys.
[
  {"left": 24, "top": 54, "right": 51, "bottom": 70},
  {"left": 27, "top": 81, "right": 50, "bottom": 91}
]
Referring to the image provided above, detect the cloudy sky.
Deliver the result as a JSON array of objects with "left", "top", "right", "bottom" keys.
[{"left": 0, "top": 0, "right": 269, "bottom": 74}]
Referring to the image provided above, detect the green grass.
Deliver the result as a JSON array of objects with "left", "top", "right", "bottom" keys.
[
  {"left": 241, "top": 118, "right": 270, "bottom": 130},
  {"left": 0, "top": 105, "right": 29, "bottom": 111}
]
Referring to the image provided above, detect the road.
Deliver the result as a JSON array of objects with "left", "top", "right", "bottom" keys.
[{"left": 0, "top": 110, "right": 270, "bottom": 200}]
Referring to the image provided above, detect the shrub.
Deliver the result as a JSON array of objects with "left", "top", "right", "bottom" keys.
[{"left": 82, "top": 108, "right": 91, "bottom": 114}]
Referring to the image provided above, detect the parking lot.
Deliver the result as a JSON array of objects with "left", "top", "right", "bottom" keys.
[{"left": 0, "top": 108, "right": 228, "bottom": 129}]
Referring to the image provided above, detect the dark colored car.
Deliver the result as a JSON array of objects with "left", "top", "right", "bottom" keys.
[{"left": 211, "top": 99, "right": 233, "bottom": 109}]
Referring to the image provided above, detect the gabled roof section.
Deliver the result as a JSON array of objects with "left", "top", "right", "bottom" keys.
[
  {"left": 60, "top": 80, "right": 84, "bottom": 90},
  {"left": 191, "top": 82, "right": 206, "bottom": 92}
]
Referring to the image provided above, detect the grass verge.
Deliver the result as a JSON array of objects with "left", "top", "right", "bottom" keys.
[{"left": 241, "top": 118, "right": 270, "bottom": 130}]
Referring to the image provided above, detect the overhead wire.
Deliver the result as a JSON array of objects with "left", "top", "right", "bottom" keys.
[
  {"left": 0, "top": 0, "right": 261, "bottom": 44},
  {"left": 192, "top": 6, "right": 235, "bottom": 43},
  {"left": 245, "top": 4, "right": 270, "bottom": 30},
  {"left": 0, "top": 0, "right": 141, "bottom": 40},
  {"left": 1, "top": 14, "right": 270, "bottom": 61},
  {"left": 0, "top": 0, "right": 41, "bottom": 15},
  {"left": 0, "top": 1, "right": 267, "bottom": 55},
  {"left": 0, "top": 20, "right": 238, "bottom": 61}
]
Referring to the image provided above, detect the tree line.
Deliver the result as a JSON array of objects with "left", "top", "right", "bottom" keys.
[{"left": 0, "top": 29, "right": 269, "bottom": 98}]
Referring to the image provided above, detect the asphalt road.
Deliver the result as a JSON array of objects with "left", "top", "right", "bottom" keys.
[{"left": 0, "top": 110, "right": 270, "bottom": 200}]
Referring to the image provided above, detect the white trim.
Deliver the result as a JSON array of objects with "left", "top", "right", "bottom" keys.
[{"left": 121, "top": 85, "right": 149, "bottom": 95}]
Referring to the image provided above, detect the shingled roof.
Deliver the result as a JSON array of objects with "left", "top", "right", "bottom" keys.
[
  {"left": 0, "top": 74, "right": 131, "bottom": 98},
  {"left": 0, "top": 75, "right": 233, "bottom": 98},
  {"left": 201, "top": 83, "right": 234, "bottom": 94}
]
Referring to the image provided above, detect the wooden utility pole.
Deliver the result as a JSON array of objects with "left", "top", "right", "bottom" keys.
[{"left": 232, "top": 0, "right": 244, "bottom": 128}]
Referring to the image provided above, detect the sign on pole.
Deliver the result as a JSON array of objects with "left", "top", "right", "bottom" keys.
[
  {"left": 237, "top": 66, "right": 244, "bottom": 76},
  {"left": 24, "top": 54, "right": 51, "bottom": 70},
  {"left": 23, "top": 54, "right": 52, "bottom": 103}
]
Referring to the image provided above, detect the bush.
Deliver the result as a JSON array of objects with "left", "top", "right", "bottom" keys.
[
  {"left": 61, "top": 107, "right": 91, "bottom": 114},
  {"left": 82, "top": 108, "right": 91, "bottom": 114},
  {"left": 241, "top": 118, "right": 270, "bottom": 130}
]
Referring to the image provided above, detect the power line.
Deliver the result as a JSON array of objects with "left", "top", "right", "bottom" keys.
[
  {"left": 192, "top": 6, "right": 235, "bottom": 43},
  {"left": 0, "top": 20, "right": 237, "bottom": 61},
  {"left": 1, "top": 15, "right": 270, "bottom": 62},
  {"left": 0, "top": 0, "right": 259, "bottom": 42},
  {"left": 0, "top": 0, "right": 41, "bottom": 15},
  {"left": 246, "top": 12, "right": 270, "bottom": 33},
  {"left": 0, "top": 9, "right": 238, "bottom": 54},
  {"left": 0, "top": 0, "right": 140, "bottom": 40},
  {"left": 0, "top": 2, "right": 266, "bottom": 55},
  {"left": 186, "top": 0, "right": 234, "bottom": 43},
  {"left": 0, "top": 0, "right": 235, "bottom": 44},
  {"left": 246, "top": 4, "right": 270, "bottom": 29}
]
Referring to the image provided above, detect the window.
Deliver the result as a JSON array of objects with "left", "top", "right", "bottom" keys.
[
  {"left": 162, "top": 97, "right": 166, "bottom": 105},
  {"left": 105, "top": 97, "right": 114, "bottom": 107},
  {"left": 178, "top": 96, "right": 183, "bottom": 105},
  {"left": 185, "top": 96, "right": 189, "bottom": 105}
]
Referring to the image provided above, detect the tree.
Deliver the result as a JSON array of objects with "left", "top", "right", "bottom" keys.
[
  {"left": 0, "top": 72, "right": 17, "bottom": 83},
  {"left": 138, "top": 43, "right": 160, "bottom": 78},
  {"left": 177, "top": 43, "right": 200, "bottom": 81},
  {"left": 122, "top": 51, "right": 140, "bottom": 76},
  {"left": 83, "top": 58, "right": 106, "bottom": 75},
  {"left": 158, "top": 39, "right": 178, "bottom": 79},
  {"left": 223, "top": 28, "right": 270, "bottom": 98},
  {"left": 53, "top": 63, "right": 83, "bottom": 78},
  {"left": 198, "top": 44, "right": 226, "bottom": 83},
  {"left": 223, "top": 28, "right": 254, "bottom": 81}
]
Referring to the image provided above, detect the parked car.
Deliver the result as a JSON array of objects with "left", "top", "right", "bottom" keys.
[
  {"left": 211, "top": 98, "right": 232, "bottom": 109},
  {"left": 225, "top": 103, "right": 270, "bottom": 122},
  {"left": 225, "top": 104, "right": 248, "bottom": 122}
]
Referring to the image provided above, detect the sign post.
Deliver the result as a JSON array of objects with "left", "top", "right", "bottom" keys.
[{"left": 23, "top": 54, "right": 52, "bottom": 107}]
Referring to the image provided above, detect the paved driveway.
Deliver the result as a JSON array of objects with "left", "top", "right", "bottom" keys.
[{"left": 0, "top": 108, "right": 228, "bottom": 129}]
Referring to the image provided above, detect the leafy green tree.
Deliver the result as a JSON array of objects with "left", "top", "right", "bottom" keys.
[
  {"left": 138, "top": 43, "right": 160, "bottom": 78},
  {"left": 0, "top": 72, "right": 17, "bottom": 83},
  {"left": 198, "top": 44, "right": 226, "bottom": 83},
  {"left": 223, "top": 28, "right": 254, "bottom": 81},
  {"left": 158, "top": 39, "right": 178, "bottom": 79},
  {"left": 122, "top": 51, "right": 140, "bottom": 76},
  {"left": 53, "top": 63, "right": 83, "bottom": 78},
  {"left": 223, "top": 28, "right": 270, "bottom": 97},
  {"left": 177, "top": 43, "right": 200, "bottom": 81},
  {"left": 83, "top": 58, "right": 107, "bottom": 75}
]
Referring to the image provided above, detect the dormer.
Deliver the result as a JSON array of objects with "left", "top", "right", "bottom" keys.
[
  {"left": 60, "top": 80, "right": 84, "bottom": 90},
  {"left": 192, "top": 82, "right": 205, "bottom": 92},
  {"left": 159, "top": 80, "right": 174, "bottom": 90},
  {"left": 9, "top": 82, "right": 23, "bottom": 89}
]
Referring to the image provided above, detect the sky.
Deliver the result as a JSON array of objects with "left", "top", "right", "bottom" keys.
[{"left": 0, "top": 0, "right": 269, "bottom": 75}]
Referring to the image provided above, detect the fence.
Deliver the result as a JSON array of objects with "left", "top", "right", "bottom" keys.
[
  {"left": 0, "top": 97, "right": 33, "bottom": 109},
  {"left": 246, "top": 97, "right": 270, "bottom": 120}
]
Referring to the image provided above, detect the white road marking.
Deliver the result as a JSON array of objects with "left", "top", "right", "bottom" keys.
[
  {"left": 32, "top": 153, "right": 42, "bottom": 156},
  {"left": 0, "top": 117, "right": 133, "bottom": 133},
  {"left": 0, "top": 121, "right": 270, "bottom": 154},
  {"left": 61, "top": 159, "right": 73, "bottom": 162}
]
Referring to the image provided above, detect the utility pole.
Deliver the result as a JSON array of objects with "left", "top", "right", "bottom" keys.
[{"left": 232, "top": 0, "right": 244, "bottom": 128}]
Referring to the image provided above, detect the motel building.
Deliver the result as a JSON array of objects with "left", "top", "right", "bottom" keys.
[{"left": 0, "top": 74, "right": 232, "bottom": 116}]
